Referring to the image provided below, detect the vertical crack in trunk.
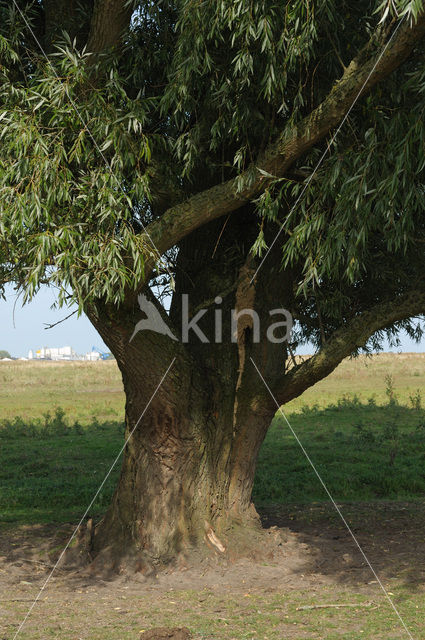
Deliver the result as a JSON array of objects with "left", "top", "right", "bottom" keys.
[{"left": 89, "top": 211, "right": 291, "bottom": 566}]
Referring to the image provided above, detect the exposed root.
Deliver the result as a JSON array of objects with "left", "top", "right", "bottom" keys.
[{"left": 56, "top": 514, "right": 290, "bottom": 579}]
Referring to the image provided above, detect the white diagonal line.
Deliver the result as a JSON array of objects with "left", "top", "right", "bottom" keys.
[
  {"left": 10, "top": 0, "right": 170, "bottom": 279},
  {"left": 250, "top": 356, "right": 415, "bottom": 640},
  {"left": 250, "top": 14, "right": 407, "bottom": 284},
  {"left": 12, "top": 357, "right": 176, "bottom": 640}
]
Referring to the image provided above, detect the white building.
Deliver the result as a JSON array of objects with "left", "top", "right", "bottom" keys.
[
  {"left": 26, "top": 346, "right": 109, "bottom": 361},
  {"left": 84, "top": 350, "right": 102, "bottom": 361},
  {"left": 29, "top": 346, "right": 77, "bottom": 361}
]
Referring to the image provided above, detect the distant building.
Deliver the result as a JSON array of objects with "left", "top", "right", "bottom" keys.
[
  {"left": 26, "top": 346, "right": 111, "bottom": 361},
  {"left": 29, "top": 346, "right": 77, "bottom": 361},
  {"left": 85, "top": 350, "right": 102, "bottom": 361}
]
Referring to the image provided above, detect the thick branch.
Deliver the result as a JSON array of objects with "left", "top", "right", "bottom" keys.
[
  {"left": 279, "top": 290, "right": 425, "bottom": 405},
  {"left": 143, "top": 11, "right": 425, "bottom": 264},
  {"left": 86, "top": 0, "right": 132, "bottom": 53}
]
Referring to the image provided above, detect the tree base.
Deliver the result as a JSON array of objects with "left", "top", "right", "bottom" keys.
[{"left": 64, "top": 515, "right": 289, "bottom": 578}]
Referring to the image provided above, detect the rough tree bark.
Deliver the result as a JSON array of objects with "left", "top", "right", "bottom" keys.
[
  {"left": 88, "top": 207, "right": 425, "bottom": 567},
  {"left": 89, "top": 214, "right": 292, "bottom": 565},
  {"left": 86, "top": 0, "right": 132, "bottom": 54}
]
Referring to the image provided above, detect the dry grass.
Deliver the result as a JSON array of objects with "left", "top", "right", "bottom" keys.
[
  {"left": 286, "top": 352, "right": 425, "bottom": 412},
  {"left": 0, "top": 360, "right": 124, "bottom": 424},
  {"left": 1, "top": 352, "right": 424, "bottom": 424}
]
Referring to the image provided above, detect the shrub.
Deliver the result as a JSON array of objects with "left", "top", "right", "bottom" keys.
[{"left": 409, "top": 389, "right": 422, "bottom": 410}]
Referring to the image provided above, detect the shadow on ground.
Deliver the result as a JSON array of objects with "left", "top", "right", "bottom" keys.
[
  {"left": 260, "top": 501, "right": 425, "bottom": 591},
  {"left": 1, "top": 502, "right": 425, "bottom": 639},
  {"left": 1, "top": 501, "right": 424, "bottom": 591}
]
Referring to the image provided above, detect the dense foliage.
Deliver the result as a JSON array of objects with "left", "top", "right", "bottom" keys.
[{"left": 0, "top": 0, "right": 424, "bottom": 348}]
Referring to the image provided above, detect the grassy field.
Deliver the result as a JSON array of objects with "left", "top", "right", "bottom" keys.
[
  {"left": 286, "top": 351, "right": 425, "bottom": 411},
  {"left": 1, "top": 352, "right": 425, "bottom": 422},
  {"left": 2, "top": 353, "right": 425, "bottom": 639},
  {"left": 5, "top": 575, "right": 425, "bottom": 640},
  {"left": 0, "top": 360, "right": 124, "bottom": 424},
  {"left": 1, "top": 353, "right": 425, "bottom": 523}
]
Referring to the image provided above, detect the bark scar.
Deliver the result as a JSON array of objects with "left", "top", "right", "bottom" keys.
[
  {"left": 232, "top": 260, "right": 256, "bottom": 436},
  {"left": 204, "top": 521, "right": 226, "bottom": 553}
]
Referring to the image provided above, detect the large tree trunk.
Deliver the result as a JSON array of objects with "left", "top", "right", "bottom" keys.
[
  {"left": 81, "top": 214, "right": 425, "bottom": 569},
  {"left": 92, "top": 341, "right": 276, "bottom": 564},
  {"left": 88, "top": 211, "right": 290, "bottom": 566}
]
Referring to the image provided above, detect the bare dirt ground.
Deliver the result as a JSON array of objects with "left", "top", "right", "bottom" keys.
[{"left": 1, "top": 502, "right": 425, "bottom": 640}]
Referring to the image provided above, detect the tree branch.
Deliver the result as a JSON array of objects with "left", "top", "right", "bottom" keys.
[
  {"left": 279, "top": 290, "right": 425, "bottom": 405},
  {"left": 142, "top": 11, "right": 425, "bottom": 266},
  {"left": 86, "top": 0, "right": 132, "bottom": 54},
  {"left": 43, "top": 309, "right": 78, "bottom": 330}
]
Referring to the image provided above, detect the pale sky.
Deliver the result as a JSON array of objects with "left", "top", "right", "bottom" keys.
[
  {"left": 0, "top": 282, "right": 424, "bottom": 358},
  {"left": 0, "top": 283, "right": 107, "bottom": 358}
]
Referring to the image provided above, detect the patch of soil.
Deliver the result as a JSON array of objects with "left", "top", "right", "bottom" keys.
[
  {"left": 140, "top": 628, "right": 191, "bottom": 639},
  {"left": 1, "top": 502, "right": 424, "bottom": 639},
  {"left": 260, "top": 500, "right": 425, "bottom": 588}
]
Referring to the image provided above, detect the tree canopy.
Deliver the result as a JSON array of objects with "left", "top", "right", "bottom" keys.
[{"left": 0, "top": 1, "right": 424, "bottom": 353}]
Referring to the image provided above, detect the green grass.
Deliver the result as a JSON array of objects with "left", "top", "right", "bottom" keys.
[
  {"left": 0, "top": 408, "right": 124, "bottom": 524},
  {"left": 1, "top": 392, "right": 425, "bottom": 525},
  {"left": 1, "top": 354, "right": 425, "bottom": 525},
  {"left": 285, "top": 351, "right": 425, "bottom": 412},
  {"left": 254, "top": 396, "right": 425, "bottom": 505},
  {"left": 5, "top": 583, "right": 424, "bottom": 639},
  {"left": 1, "top": 352, "right": 425, "bottom": 423}
]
